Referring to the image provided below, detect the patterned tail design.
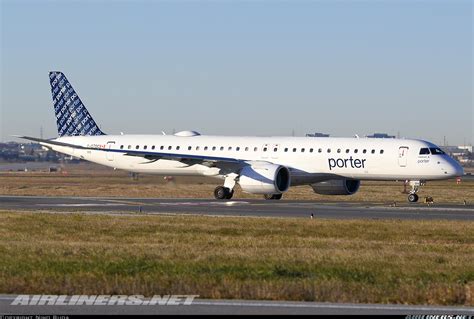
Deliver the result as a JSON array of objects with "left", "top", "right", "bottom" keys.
[{"left": 49, "top": 71, "right": 105, "bottom": 137}]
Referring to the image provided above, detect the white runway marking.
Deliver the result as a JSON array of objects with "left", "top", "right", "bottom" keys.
[
  {"left": 36, "top": 203, "right": 126, "bottom": 207},
  {"left": 156, "top": 201, "right": 251, "bottom": 206},
  {"left": 192, "top": 300, "right": 474, "bottom": 312}
]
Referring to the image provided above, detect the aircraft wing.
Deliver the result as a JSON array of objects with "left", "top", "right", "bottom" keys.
[{"left": 15, "top": 136, "right": 244, "bottom": 167}]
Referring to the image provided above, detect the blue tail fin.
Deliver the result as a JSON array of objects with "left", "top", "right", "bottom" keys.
[{"left": 49, "top": 71, "right": 105, "bottom": 137}]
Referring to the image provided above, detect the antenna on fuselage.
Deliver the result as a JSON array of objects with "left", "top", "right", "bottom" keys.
[{"left": 161, "top": 131, "right": 166, "bottom": 135}]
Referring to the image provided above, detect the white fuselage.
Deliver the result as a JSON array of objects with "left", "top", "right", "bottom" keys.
[{"left": 48, "top": 134, "right": 463, "bottom": 186}]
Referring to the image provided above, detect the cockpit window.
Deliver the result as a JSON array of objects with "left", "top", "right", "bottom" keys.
[
  {"left": 419, "top": 148, "right": 430, "bottom": 155},
  {"left": 430, "top": 148, "right": 445, "bottom": 155}
]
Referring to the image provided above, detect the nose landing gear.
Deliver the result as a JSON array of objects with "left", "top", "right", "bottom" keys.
[
  {"left": 407, "top": 193, "right": 419, "bottom": 203},
  {"left": 407, "top": 180, "right": 425, "bottom": 203}
]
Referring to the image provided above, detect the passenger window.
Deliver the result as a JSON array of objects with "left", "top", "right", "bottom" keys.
[
  {"left": 293, "top": 148, "right": 297, "bottom": 152},
  {"left": 176, "top": 146, "right": 180, "bottom": 150},
  {"left": 228, "top": 147, "right": 232, "bottom": 151},
  {"left": 318, "top": 148, "right": 322, "bottom": 153},
  {"left": 354, "top": 149, "right": 358, "bottom": 153},
  {"left": 301, "top": 148, "right": 305, "bottom": 152},
  {"left": 274, "top": 148, "right": 278, "bottom": 152},
  {"left": 220, "top": 146, "right": 224, "bottom": 151},
  {"left": 212, "top": 146, "right": 216, "bottom": 151},
  {"left": 144, "top": 145, "right": 148, "bottom": 150},
  {"left": 128, "top": 145, "right": 131, "bottom": 149},
  {"left": 363, "top": 149, "right": 367, "bottom": 154},
  {"left": 188, "top": 146, "right": 192, "bottom": 151},
  {"left": 337, "top": 149, "right": 341, "bottom": 153},
  {"left": 152, "top": 146, "right": 155, "bottom": 150},
  {"left": 120, "top": 145, "right": 124, "bottom": 149},
  {"left": 263, "top": 147, "right": 267, "bottom": 152},
  {"left": 245, "top": 147, "right": 249, "bottom": 151},
  {"left": 136, "top": 145, "right": 139, "bottom": 150},
  {"left": 204, "top": 146, "right": 208, "bottom": 151},
  {"left": 236, "top": 147, "right": 240, "bottom": 151},
  {"left": 168, "top": 146, "right": 172, "bottom": 150},
  {"left": 371, "top": 149, "right": 375, "bottom": 154},
  {"left": 160, "top": 146, "right": 164, "bottom": 150},
  {"left": 254, "top": 147, "right": 258, "bottom": 152},
  {"left": 310, "top": 148, "right": 313, "bottom": 153},
  {"left": 196, "top": 146, "right": 200, "bottom": 151},
  {"left": 380, "top": 150, "right": 384, "bottom": 154},
  {"left": 419, "top": 148, "right": 430, "bottom": 155},
  {"left": 346, "top": 149, "right": 350, "bottom": 153},
  {"left": 284, "top": 148, "right": 288, "bottom": 152},
  {"left": 327, "top": 148, "right": 331, "bottom": 153}
]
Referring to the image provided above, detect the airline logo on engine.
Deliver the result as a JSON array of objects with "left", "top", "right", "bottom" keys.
[{"left": 328, "top": 157, "right": 366, "bottom": 170}]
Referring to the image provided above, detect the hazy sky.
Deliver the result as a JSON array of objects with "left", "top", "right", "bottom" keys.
[{"left": 1, "top": 0, "right": 472, "bottom": 146}]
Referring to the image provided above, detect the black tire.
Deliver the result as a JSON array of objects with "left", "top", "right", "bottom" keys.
[
  {"left": 215, "top": 186, "right": 234, "bottom": 200},
  {"left": 214, "top": 186, "right": 229, "bottom": 200},
  {"left": 408, "top": 193, "right": 419, "bottom": 203},
  {"left": 225, "top": 190, "right": 234, "bottom": 200},
  {"left": 264, "top": 194, "right": 283, "bottom": 200}
]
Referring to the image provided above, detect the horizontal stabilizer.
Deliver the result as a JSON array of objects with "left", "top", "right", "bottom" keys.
[{"left": 13, "top": 135, "right": 89, "bottom": 149}]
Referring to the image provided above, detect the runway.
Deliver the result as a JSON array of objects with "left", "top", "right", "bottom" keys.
[
  {"left": 1, "top": 195, "right": 473, "bottom": 220},
  {"left": 1, "top": 296, "right": 473, "bottom": 315}
]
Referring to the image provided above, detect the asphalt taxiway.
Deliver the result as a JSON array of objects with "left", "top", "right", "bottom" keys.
[
  {"left": 1, "top": 195, "right": 473, "bottom": 220},
  {"left": 1, "top": 296, "right": 474, "bottom": 315}
]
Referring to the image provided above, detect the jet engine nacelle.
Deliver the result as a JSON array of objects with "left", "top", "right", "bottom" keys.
[
  {"left": 238, "top": 164, "right": 291, "bottom": 194},
  {"left": 311, "top": 178, "right": 360, "bottom": 195}
]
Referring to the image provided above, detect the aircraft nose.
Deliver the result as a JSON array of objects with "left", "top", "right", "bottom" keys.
[{"left": 449, "top": 161, "right": 464, "bottom": 177}]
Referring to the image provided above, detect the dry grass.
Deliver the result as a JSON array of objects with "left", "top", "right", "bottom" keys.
[
  {"left": 0, "top": 211, "right": 473, "bottom": 305},
  {"left": 0, "top": 163, "right": 472, "bottom": 204}
]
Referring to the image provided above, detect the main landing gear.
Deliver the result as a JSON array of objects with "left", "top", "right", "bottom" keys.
[
  {"left": 214, "top": 186, "right": 234, "bottom": 200},
  {"left": 213, "top": 174, "right": 284, "bottom": 201},
  {"left": 214, "top": 174, "right": 237, "bottom": 200},
  {"left": 264, "top": 194, "right": 283, "bottom": 200},
  {"left": 407, "top": 180, "right": 425, "bottom": 203}
]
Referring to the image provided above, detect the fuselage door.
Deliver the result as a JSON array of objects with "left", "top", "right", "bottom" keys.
[
  {"left": 106, "top": 141, "right": 115, "bottom": 161},
  {"left": 398, "top": 146, "right": 409, "bottom": 167}
]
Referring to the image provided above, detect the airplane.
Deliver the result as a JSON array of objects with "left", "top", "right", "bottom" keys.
[{"left": 18, "top": 71, "right": 464, "bottom": 202}]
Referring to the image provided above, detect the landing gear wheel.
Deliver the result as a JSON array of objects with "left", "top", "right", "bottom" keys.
[
  {"left": 264, "top": 194, "right": 283, "bottom": 200},
  {"left": 225, "top": 190, "right": 234, "bottom": 200},
  {"left": 214, "top": 186, "right": 232, "bottom": 200},
  {"left": 406, "top": 180, "right": 424, "bottom": 203},
  {"left": 408, "top": 193, "right": 419, "bottom": 203}
]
